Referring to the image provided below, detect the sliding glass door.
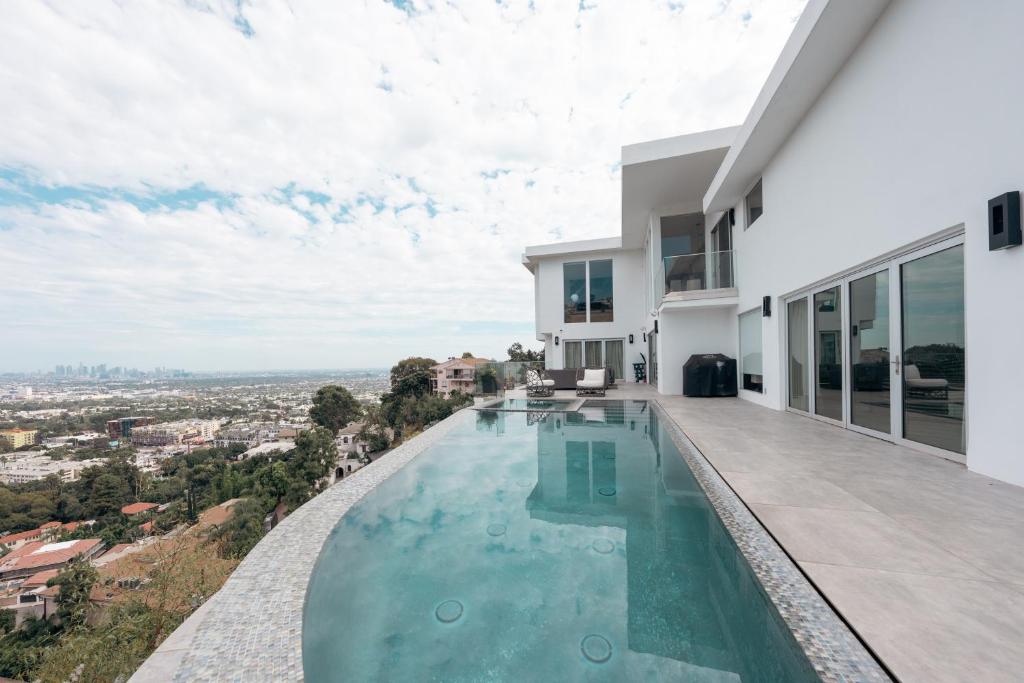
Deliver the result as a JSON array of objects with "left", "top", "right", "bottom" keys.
[
  {"left": 849, "top": 267, "right": 891, "bottom": 434},
  {"left": 899, "top": 244, "right": 965, "bottom": 454},
  {"left": 784, "top": 237, "right": 965, "bottom": 460},
  {"left": 565, "top": 339, "right": 625, "bottom": 380},
  {"left": 813, "top": 285, "right": 843, "bottom": 422},
  {"left": 787, "top": 298, "right": 809, "bottom": 411}
]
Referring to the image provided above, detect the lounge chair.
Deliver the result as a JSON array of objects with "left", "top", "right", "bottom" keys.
[
  {"left": 576, "top": 368, "right": 607, "bottom": 397},
  {"left": 905, "top": 364, "right": 949, "bottom": 399},
  {"left": 526, "top": 369, "right": 555, "bottom": 397}
]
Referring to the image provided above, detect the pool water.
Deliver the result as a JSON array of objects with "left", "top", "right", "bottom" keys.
[{"left": 303, "top": 401, "right": 818, "bottom": 682}]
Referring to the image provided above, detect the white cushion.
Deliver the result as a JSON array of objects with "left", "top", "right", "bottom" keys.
[
  {"left": 577, "top": 380, "right": 603, "bottom": 388},
  {"left": 539, "top": 379, "right": 555, "bottom": 387},
  {"left": 908, "top": 378, "right": 948, "bottom": 389},
  {"left": 583, "top": 369, "right": 605, "bottom": 383}
]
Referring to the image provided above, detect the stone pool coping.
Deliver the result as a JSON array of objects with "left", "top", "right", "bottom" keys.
[{"left": 132, "top": 401, "right": 889, "bottom": 682}]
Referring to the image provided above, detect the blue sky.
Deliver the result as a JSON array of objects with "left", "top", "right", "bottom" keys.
[{"left": 0, "top": 0, "right": 805, "bottom": 372}]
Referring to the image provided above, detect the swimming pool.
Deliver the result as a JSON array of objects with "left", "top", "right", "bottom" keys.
[{"left": 303, "top": 400, "right": 819, "bottom": 681}]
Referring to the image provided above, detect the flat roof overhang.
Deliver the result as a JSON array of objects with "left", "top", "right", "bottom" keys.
[
  {"left": 703, "top": 0, "right": 891, "bottom": 214},
  {"left": 621, "top": 126, "right": 737, "bottom": 249},
  {"left": 521, "top": 236, "right": 623, "bottom": 272}
]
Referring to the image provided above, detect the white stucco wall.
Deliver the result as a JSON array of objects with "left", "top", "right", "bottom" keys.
[
  {"left": 656, "top": 307, "right": 738, "bottom": 396},
  {"left": 534, "top": 248, "right": 647, "bottom": 380},
  {"left": 724, "top": 0, "right": 1024, "bottom": 485}
]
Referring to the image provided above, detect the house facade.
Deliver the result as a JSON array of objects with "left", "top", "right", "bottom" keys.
[
  {"left": 429, "top": 357, "right": 490, "bottom": 398},
  {"left": 524, "top": 0, "right": 1024, "bottom": 488}
]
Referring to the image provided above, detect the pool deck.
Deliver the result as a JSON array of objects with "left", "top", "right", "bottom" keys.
[{"left": 525, "top": 384, "right": 1024, "bottom": 683}]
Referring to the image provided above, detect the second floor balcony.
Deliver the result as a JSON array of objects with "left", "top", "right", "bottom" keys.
[{"left": 659, "top": 250, "right": 737, "bottom": 305}]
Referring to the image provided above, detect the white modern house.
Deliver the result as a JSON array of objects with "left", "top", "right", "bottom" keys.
[{"left": 523, "top": 0, "right": 1024, "bottom": 488}]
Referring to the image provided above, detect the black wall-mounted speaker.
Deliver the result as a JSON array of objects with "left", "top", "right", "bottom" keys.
[
  {"left": 762, "top": 295, "right": 771, "bottom": 318},
  {"left": 989, "top": 191, "right": 1022, "bottom": 250}
]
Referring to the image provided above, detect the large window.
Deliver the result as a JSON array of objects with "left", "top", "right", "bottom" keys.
[
  {"left": 739, "top": 309, "right": 763, "bottom": 393},
  {"left": 746, "top": 178, "right": 763, "bottom": 227},
  {"left": 564, "top": 341, "right": 583, "bottom": 369},
  {"left": 589, "top": 259, "right": 613, "bottom": 322},
  {"left": 563, "top": 259, "right": 613, "bottom": 323},
  {"left": 563, "top": 262, "right": 587, "bottom": 323}
]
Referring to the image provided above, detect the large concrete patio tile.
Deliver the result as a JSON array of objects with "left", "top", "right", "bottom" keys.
[
  {"left": 886, "top": 512, "right": 1024, "bottom": 586},
  {"left": 837, "top": 474, "right": 1024, "bottom": 525},
  {"left": 720, "top": 472, "right": 878, "bottom": 511},
  {"left": 750, "top": 505, "right": 989, "bottom": 579},
  {"left": 801, "top": 562, "right": 1024, "bottom": 683}
]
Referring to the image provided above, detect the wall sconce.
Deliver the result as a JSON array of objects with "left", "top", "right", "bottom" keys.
[
  {"left": 654, "top": 320, "right": 659, "bottom": 334},
  {"left": 628, "top": 334, "right": 634, "bottom": 344},
  {"left": 762, "top": 295, "right": 772, "bottom": 317},
  {"left": 989, "top": 191, "right": 1022, "bottom": 250},
  {"left": 554, "top": 336, "right": 559, "bottom": 346}
]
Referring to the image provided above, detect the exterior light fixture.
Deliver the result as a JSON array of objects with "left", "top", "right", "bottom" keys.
[
  {"left": 989, "top": 191, "right": 1022, "bottom": 250},
  {"left": 628, "top": 334, "right": 634, "bottom": 344},
  {"left": 762, "top": 295, "right": 772, "bottom": 317},
  {"left": 554, "top": 336, "right": 560, "bottom": 346},
  {"left": 654, "top": 320, "right": 659, "bottom": 334}
]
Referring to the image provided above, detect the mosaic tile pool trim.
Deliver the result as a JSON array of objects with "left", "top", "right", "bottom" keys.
[
  {"left": 131, "top": 409, "right": 473, "bottom": 683},
  {"left": 650, "top": 399, "right": 891, "bottom": 683}
]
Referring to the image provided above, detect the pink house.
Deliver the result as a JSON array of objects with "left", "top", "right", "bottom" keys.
[{"left": 430, "top": 357, "right": 490, "bottom": 398}]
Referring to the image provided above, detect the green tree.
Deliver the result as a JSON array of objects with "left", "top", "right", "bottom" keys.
[
  {"left": 49, "top": 557, "right": 98, "bottom": 629},
  {"left": 284, "top": 427, "right": 337, "bottom": 508},
  {"left": 309, "top": 385, "right": 363, "bottom": 435},
  {"left": 461, "top": 351, "right": 474, "bottom": 358},
  {"left": 507, "top": 342, "right": 544, "bottom": 362},
  {"left": 388, "top": 357, "right": 437, "bottom": 390},
  {"left": 357, "top": 404, "right": 392, "bottom": 453},
  {"left": 208, "top": 498, "right": 266, "bottom": 559}
]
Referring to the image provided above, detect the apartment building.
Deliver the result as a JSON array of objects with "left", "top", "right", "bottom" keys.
[
  {"left": 0, "top": 428, "right": 38, "bottom": 449},
  {"left": 130, "top": 419, "right": 221, "bottom": 447},
  {"left": 105, "top": 416, "right": 156, "bottom": 441},
  {"left": 524, "top": 0, "right": 1024, "bottom": 487},
  {"left": 0, "top": 453, "right": 103, "bottom": 484}
]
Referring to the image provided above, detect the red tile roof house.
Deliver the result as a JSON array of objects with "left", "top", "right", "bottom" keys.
[
  {"left": 121, "top": 502, "right": 158, "bottom": 516},
  {"left": 0, "top": 538, "right": 105, "bottom": 581},
  {"left": 0, "top": 520, "right": 93, "bottom": 553},
  {"left": 0, "top": 527, "right": 46, "bottom": 551}
]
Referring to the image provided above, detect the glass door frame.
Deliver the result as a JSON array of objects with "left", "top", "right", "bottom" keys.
[
  {"left": 811, "top": 279, "right": 847, "bottom": 428},
  {"left": 782, "top": 234, "right": 966, "bottom": 461},
  {"left": 844, "top": 261, "right": 898, "bottom": 441},
  {"left": 890, "top": 235, "right": 966, "bottom": 463}
]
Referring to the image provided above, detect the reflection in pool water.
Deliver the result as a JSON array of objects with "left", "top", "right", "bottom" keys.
[{"left": 303, "top": 401, "right": 818, "bottom": 681}]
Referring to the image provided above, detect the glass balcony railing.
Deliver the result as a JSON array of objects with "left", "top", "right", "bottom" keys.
[
  {"left": 473, "top": 361, "right": 545, "bottom": 396},
  {"left": 661, "top": 250, "right": 735, "bottom": 296}
]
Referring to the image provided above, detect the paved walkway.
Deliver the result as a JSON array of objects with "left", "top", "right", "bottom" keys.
[{"left": 530, "top": 384, "right": 1024, "bottom": 683}]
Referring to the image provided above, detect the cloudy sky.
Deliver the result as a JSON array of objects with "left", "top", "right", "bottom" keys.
[{"left": 0, "top": 0, "right": 805, "bottom": 372}]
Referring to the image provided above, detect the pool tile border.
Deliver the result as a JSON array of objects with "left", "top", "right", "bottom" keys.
[
  {"left": 130, "top": 409, "right": 473, "bottom": 683},
  {"left": 651, "top": 399, "right": 891, "bottom": 683}
]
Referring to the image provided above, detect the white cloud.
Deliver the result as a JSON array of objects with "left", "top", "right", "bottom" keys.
[{"left": 0, "top": 0, "right": 806, "bottom": 371}]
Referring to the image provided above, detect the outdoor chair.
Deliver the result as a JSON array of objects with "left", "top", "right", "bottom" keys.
[
  {"left": 904, "top": 364, "right": 949, "bottom": 399},
  {"left": 575, "top": 368, "right": 607, "bottom": 397},
  {"left": 526, "top": 368, "right": 555, "bottom": 397}
]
